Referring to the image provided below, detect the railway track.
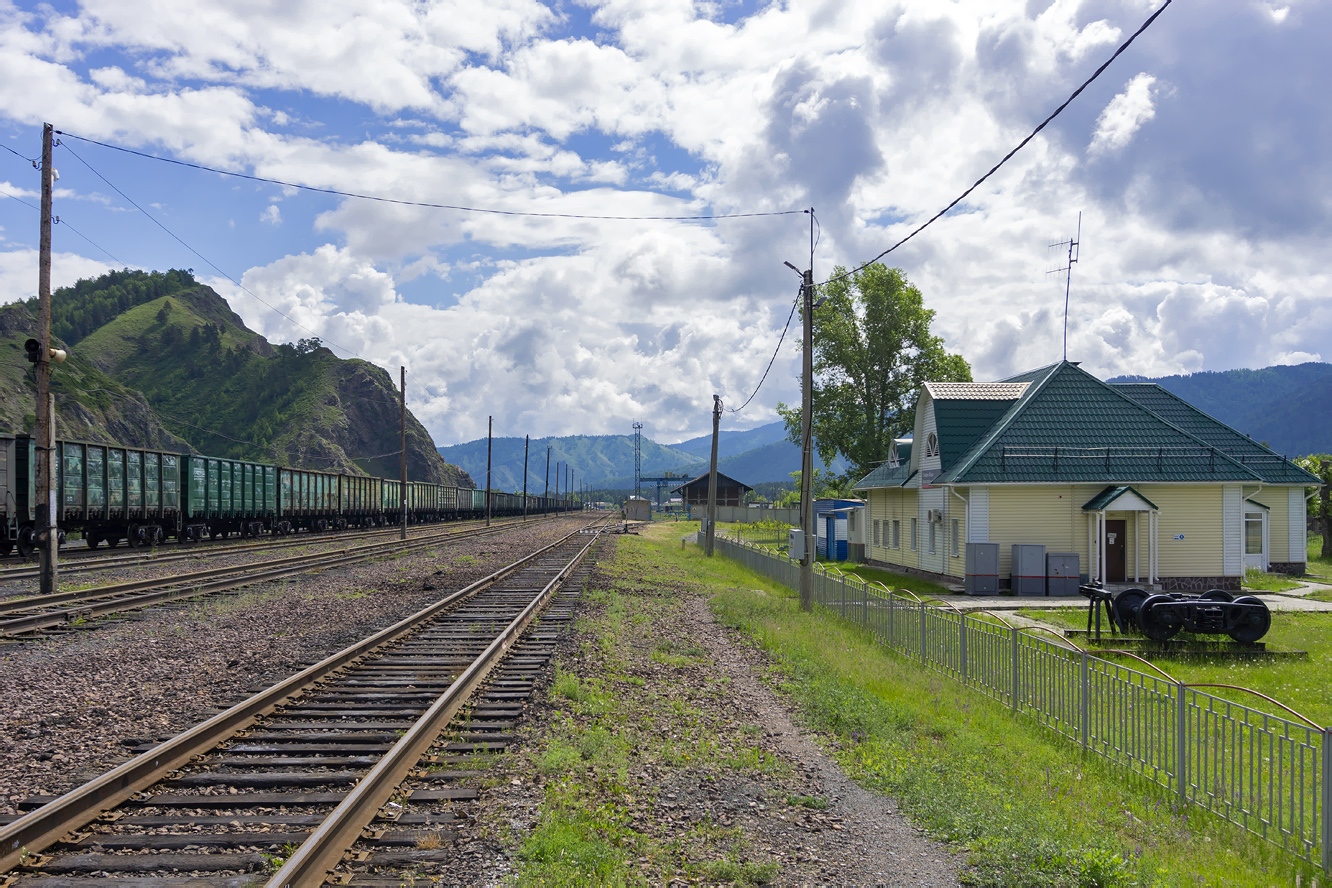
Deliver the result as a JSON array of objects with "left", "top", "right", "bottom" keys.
[
  {"left": 0, "top": 513, "right": 546, "bottom": 585},
  {"left": 0, "top": 520, "right": 606, "bottom": 885},
  {"left": 0, "top": 516, "right": 569, "bottom": 641}
]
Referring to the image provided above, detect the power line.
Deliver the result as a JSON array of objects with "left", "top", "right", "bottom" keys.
[
  {"left": 55, "top": 130, "right": 804, "bottom": 222},
  {"left": 1, "top": 143, "right": 37, "bottom": 165},
  {"left": 57, "top": 140, "right": 369, "bottom": 363},
  {"left": 727, "top": 284, "right": 801, "bottom": 414},
  {"left": 2, "top": 186, "right": 129, "bottom": 266},
  {"left": 823, "top": 0, "right": 1172, "bottom": 287},
  {"left": 1, "top": 186, "right": 37, "bottom": 211}
]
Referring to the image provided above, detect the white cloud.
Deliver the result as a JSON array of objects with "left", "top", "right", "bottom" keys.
[
  {"left": 1088, "top": 73, "right": 1158, "bottom": 156},
  {"left": 259, "top": 204, "right": 281, "bottom": 226},
  {"left": 0, "top": 248, "right": 117, "bottom": 306}
]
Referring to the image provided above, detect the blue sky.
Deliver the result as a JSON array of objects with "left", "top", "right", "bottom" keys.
[{"left": 1, "top": 0, "right": 1328, "bottom": 447}]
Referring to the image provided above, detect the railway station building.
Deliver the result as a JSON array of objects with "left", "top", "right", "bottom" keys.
[
  {"left": 853, "top": 361, "right": 1319, "bottom": 592},
  {"left": 670, "top": 471, "right": 753, "bottom": 509}
]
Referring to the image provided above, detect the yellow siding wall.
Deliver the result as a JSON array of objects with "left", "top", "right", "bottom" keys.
[
  {"left": 987, "top": 486, "right": 1102, "bottom": 578},
  {"left": 868, "top": 488, "right": 919, "bottom": 572},
  {"left": 1137, "top": 485, "right": 1225, "bottom": 577},
  {"left": 1246, "top": 491, "right": 1288, "bottom": 562},
  {"left": 866, "top": 488, "right": 966, "bottom": 579}
]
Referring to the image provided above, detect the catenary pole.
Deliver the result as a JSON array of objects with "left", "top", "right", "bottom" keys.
[
  {"left": 705, "top": 394, "right": 721, "bottom": 556},
  {"left": 485, "top": 416, "right": 492, "bottom": 527},
  {"left": 37, "top": 123, "right": 57, "bottom": 595},
  {"left": 799, "top": 208, "right": 815, "bottom": 612},
  {"left": 399, "top": 367, "right": 407, "bottom": 540},
  {"left": 544, "top": 447, "right": 551, "bottom": 516},
  {"left": 522, "top": 434, "right": 529, "bottom": 520}
]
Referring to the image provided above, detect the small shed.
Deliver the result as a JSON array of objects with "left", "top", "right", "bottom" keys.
[
  {"left": 670, "top": 471, "right": 753, "bottom": 508},
  {"left": 624, "top": 496, "right": 652, "bottom": 522},
  {"left": 814, "top": 498, "right": 863, "bottom": 561}
]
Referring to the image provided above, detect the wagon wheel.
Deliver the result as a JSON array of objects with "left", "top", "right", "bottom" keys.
[
  {"left": 86, "top": 533, "right": 100, "bottom": 550},
  {"left": 126, "top": 523, "right": 142, "bottom": 549},
  {"left": 1201, "top": 589, "right": 1233, "bottom": 602},
  {"left": 1138, "top": 594, "right": 1182, "bottom": 642},
  {"left": 1226, "top": 595, "right": 1271, "bottom": 643},
  {"left": 1113, "top": 589, "right": 1150, "bottom": 634},
  {"left": 16, "top": 524, "right": 35, "bottom": 559}
]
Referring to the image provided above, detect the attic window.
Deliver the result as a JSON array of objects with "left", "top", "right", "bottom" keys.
[
  {"left": 925, "top": 432, "right": 939, "bottom": 459},
  {"left": 888, "top": 441, "right": 899, "bottom": 468}
]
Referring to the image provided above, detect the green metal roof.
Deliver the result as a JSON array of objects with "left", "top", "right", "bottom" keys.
[
  {"left": 935, "top": 362, "right": 1262, "bottom": 485},
  {"left": 1082, "top": 485, "right": 1159, "bottom": 511},
  {"left": 932, "top": 397, "right": 1021, "bottom": 471},
  {"left": 853, "top": 460, "right": 913, "bottom": 490},
  {"left": 1111, "top": 383, "right": 1319, "bottom": 485}
]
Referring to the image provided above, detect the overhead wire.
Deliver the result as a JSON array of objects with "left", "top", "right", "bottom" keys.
[
  {"left": 822, "top": 0, "right": 1173, "bottom": 287},
  {"left": 55, "top": 130, "right": 803, "bottom": 222},
  {"left": 1, "top": 186, "right": 130, "bottom": 271},
  {"left": 1, "top": 143, "right": 37, "bottom": 165},
  {"left": 726, "top": 284, "right": 801, "bottom": 414}
]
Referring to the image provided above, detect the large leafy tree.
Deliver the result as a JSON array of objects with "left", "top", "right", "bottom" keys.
[
  {"left": 779, "top": 263, "right": 971, "bottom": 482},
  {"left": 1294, "top": 455, "right": 1332, "bottom": 558}
]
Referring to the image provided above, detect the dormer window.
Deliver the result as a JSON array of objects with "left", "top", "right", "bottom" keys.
[
  {"left": 888, "top": 441, "right": 899, "bottom": 468},
  {"left": 925, "top": 432, "right": 939, "bottom": 459}
]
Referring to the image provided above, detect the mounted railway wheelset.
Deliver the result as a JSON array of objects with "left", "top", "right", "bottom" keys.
[{"left": 1108, "top": 587, "right": 1272, "bottom": 643}]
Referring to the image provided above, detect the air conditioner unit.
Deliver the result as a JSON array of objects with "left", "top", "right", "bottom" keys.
[{"left": 928, "top": 509, "right": 943, "bottom": 523}]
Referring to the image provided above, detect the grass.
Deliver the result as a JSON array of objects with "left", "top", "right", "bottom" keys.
[
  {"left": 640, "top": 523, "right": 1319, "bottom": 886},
  {"left": 1023, "top": 606, "right": 1332, "bottom": 726},
  {"left": 1242, "top": 569, "right": 1303, "bottom": 592},
  {"left": 820, "top": 561, "right": 954, "bottom": 599},
  {"left": 1309, "top": 533, "right": 1331, "bottom": 578}
]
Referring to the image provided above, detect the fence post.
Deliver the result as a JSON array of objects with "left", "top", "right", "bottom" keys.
[
  {"left": 1010, "top": 627, "right": 1020, "bottom": 710},
  {"left": 959, "top": 616, "right": 968, "bottom": 680},
  {"left": 840, "top": 574, "right": 846, "bottom": 618},
  {"left": 1176, "top": 684, "right": 1188, "bottom": 805},
  {"left": 1322, "top": 728, "right": 1330, "bottom": 874},
  {"left": 920, "top": 602, "right": 927, "bottom": 663},
  {"left": 1080, "top": 650, "right": 1089, "bottom": 750}
]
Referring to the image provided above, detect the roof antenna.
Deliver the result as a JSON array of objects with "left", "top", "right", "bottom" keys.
[{"left": 1048, "top": 212, "right": 1081, "bottom": 362}]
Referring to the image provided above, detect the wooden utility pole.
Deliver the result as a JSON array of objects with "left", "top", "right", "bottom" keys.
[
  {"left": 705, "top": 395, "right": 721, "bottom": 556},
  {"left": 555, "top": 461, "right": 561, "bottom": 506},
  {"left": 485, "top": 416, "right": 492, "bottom": 527},
  {"left": 36, "top": 123, "right": 57, "bottom": 595},
  {"left": 799, "top": 252, "right": 815, "bottom": 611},
  {"left": 522, "top": 434, "right": 529, "bottom": 520},
  {"left": 399, "top": 367, "right": 407, "bottom": 540},
  {"left": 544, "top": 446, "right": 551, "bottom": 516}
]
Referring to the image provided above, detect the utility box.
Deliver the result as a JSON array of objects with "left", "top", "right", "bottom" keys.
[
  {"left": 788, "top": 528, "right": 806, "bottom": 562},
  {"left": 1011, "top": 544, "right": 1047, "bottom": 596},
  {"left": 964, "top": 542, "right": 999, "bottom": 595},
  {"left": 1046, "top": 552, "right": 1081, "bottom": 596}
]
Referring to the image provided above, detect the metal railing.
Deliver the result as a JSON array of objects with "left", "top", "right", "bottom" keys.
[{"left": 706, "top": 532, "right": 1331, "bottom": 872}]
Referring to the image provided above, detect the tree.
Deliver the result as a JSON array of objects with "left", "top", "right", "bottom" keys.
[
  {"left": 779, "top": 263, "right": 971, "bottom": 483},
  {"left": 1294, "top": 455, "right": 1332, "bottom": 558}
]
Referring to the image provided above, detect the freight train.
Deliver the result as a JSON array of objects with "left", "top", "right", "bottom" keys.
[{"left": 0, "top": 434, "right": 574, "bottom": 556}]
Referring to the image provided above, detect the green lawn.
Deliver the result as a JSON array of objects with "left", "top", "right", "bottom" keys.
[
  {"left": 1309, "top": 533, "right": 1331, "bottom": 578},
  {"left": 1242, "top": 569, "right": 1303, "bottom": 592},
  {"left": 820, "top": 561, "right": 955, "bottom": 600},
  {"left": 649, "top": 526, "right": 1317, "bottom": 886},
  {"left": 1021, "top": 606, "right": 1332, "bottom": 726}
]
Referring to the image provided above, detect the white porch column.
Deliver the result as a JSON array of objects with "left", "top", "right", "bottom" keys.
[
  {"left": 1099, "top": 510, "right": 1107, "bottom": 585},
  {"left": 1134, "top": 512, "right": 1140, "bottom": 582}
]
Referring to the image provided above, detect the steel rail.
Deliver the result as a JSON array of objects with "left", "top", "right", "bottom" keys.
[
  {"left": 0, "top": 519, "right": 554, "bottom": 637},
  {"left": 269, "top": 525, "right": 606, "bottom": 885},
  {"left": 0, "top": 514, "right": 538, "bottom": 581},
  {"left": 0, "top": 522, "right": 594, "bottom": 873}
]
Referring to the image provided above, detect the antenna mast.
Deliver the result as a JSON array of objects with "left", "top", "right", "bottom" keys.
[{"left": 1048, "top": 212, "right": 1081, "bottom": 362}]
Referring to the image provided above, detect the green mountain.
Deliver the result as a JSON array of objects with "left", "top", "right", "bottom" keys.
[
  {"left": 667, "top": 420, "right": 790, "bottom": 461},
  {"left": 1110, "top": 362, "right": 1332, "bottom": 458},
  {"left": 7, "top": 269, "right": 472, "bottom": 486},
  {"left": 437, "top": 434, "right": 706, "bottom": 493}
]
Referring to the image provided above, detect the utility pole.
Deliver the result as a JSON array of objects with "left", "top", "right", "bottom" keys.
[
  {"left": 36, "top": 123, "right": 57, "bottom": 595},
  {"left": 705, "top": 394, "right": 721, "bottom": 556},
  {"left": 399, "top": 367, "right": 407, "bottom": 540},
  {"left": 555, "top": 461, "right": 561, "bottom": 507},
  {"left": 544, "top": 446, "right": 550, "bottom": 516},
  {"left": 522, "top": 434, "right": 529, "bottom": 521},
  {"left": 784, "top": 207, "right": 816, "bottom": 612},
  {"left": 485, "top": 415, "right": 492, "bottom": 527}
]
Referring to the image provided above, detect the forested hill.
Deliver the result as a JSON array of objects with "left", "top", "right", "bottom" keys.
[
  {"left": 4, "top": 269, "right": 472, "bottom": 486},
  {"left": 1110, "top": 362, "right": 1332, "bottom": 457}
]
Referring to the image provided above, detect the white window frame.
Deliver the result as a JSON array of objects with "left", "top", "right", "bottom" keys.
[
  {"left": 910, "top": 517, "right": 918, "bottom": 551},
  {"left": 951, "top": 519, "right": 960, "bottom": 557},
  {"left": 892, "top": 519, "right": 900, "bottom": 549},
  {"left": 873, "top": 519, "right": 881, "bottom": 547}
]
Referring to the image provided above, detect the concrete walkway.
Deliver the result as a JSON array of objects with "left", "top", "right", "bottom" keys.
[{"left": 942, "top": 584, "right": 1332, "bottom": 613}]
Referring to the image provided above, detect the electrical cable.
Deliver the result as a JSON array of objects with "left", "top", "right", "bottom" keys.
[
  {"left": 726, "top": 284, "right": 802, "bottom": 414},
  {"left": 55, "top": 130, "right": 804, "bottom": 222},
  {"left": 58, "top": 140, "right": 369, "bottom": 363},
  {"left": 2, "top": 143, "right": 37, "bottom": 165},
  {"left": 2, "top": 187, "right": 128, "bottom": 266},
  {"left": 822, "top": 0, "right": 1172, "bottom": 287},
  {"left": 0, "top": 187, "right": 37, "bottom": 211}
]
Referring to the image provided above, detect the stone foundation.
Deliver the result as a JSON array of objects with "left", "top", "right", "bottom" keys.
[
  {"left": 1160, "top": 576, "right": 1241, "bottom": 592},
  {"left": 1267, "top": 561, "right": 1307, "bottom": 577},
  {"left": 864, "top": 559, "right": 959, "bottom": 590}
]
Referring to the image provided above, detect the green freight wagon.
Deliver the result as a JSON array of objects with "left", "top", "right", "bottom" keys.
[
  {"left": 340, "top": 475, "right": 382, "bottom": 528},
  {"left": 0, "top": 436, "right": 182, "bottom": 554},
  {"left": 180, "top": 455, "right": 278, "bottom": 541},
  {"left": 277, "top": 467, "right": 345, "bottom": 533}
]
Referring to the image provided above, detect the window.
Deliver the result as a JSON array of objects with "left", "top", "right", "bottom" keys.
[
  {"left": 951, "top": 519, "right": 960, "bottom": 557},
  {"left": 873, "top": 519, "right": 881, "bottom": 547},
  {"left": 892, "top": 520, "right": 900, "bottom": 549},
  {"left": 1244, "top": 512, "right": 1264, "bottom": 555},
  {"left": 928, "top": 520, "right": 936, "bottom": 554},
  {"left": 910, "top": 517, "right": 918, "bottom": 551}
]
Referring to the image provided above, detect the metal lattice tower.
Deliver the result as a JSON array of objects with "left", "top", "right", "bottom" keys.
[{"left": 633, "top": 420, "right": 643, "bottom": 497}]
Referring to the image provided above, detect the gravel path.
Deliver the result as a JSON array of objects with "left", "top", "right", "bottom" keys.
[{"left": 0, "top": 517, "right": 584, "bottom": 817}]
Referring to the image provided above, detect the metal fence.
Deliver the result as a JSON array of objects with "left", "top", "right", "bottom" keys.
[{"left": 708, "top": 532, "right": 1331, "bottom": 872}]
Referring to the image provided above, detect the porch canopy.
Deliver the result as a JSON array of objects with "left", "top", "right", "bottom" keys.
[{"left": 1082, "top": 486, "right": 1159, "bottom": 585}]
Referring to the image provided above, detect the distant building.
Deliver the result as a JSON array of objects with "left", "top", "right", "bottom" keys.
[
  {"left": 624, "top": 496, "right": 652, "bottom": 522},
  {"left": 670, "top": 471, "right": 753, "bottom": 508}
]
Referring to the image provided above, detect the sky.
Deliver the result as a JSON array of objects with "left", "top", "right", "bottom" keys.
[{"left": 0, "top": 0, "right": 1328, "bottom": 447}]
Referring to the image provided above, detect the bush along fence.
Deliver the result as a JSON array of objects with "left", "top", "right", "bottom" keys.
[{"left": 707, "top": 531, "right": 1331, "bottom": 874}]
